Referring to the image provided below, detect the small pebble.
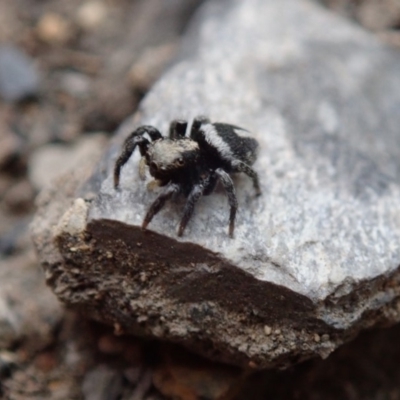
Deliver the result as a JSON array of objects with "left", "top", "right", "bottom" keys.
[
  {"left": 321, "top": 333, "right": 330, "bottom": 342},
  {"left": 106, "top": 251, "right": 113, "bottom": 259},
  {"left": 37, "top": 13, "right": 72, "bottom": 44},
  {"left": 248, "top": 360, "right": 258, "bottom": 369},
  {"left": 60, "top": 72, "right": 91, "bottom": 98},
  {"left": 76, "top": 1, "right": 107, "bottom": 30},
  {"left": 113, "top": 322, "right": 123, "bottom": 335},
  {"left": 314, "top": 333, "right": 321, "bottom": 343},
  {"left": 137, "top": 315, "right": 148, "bottom": 323},
  {"left": 263, "top": 325, "right": 272, "bottom": 335},
  {"left": 140, "top": 272, "right": 147, "bottom": 282}
]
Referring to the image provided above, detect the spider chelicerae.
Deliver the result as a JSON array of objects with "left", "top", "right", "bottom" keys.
[{"left": 113, "top": 116, "right": 261, "bottom": 237}]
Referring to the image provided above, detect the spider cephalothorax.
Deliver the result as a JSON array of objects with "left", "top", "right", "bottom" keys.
[{"left": 113, "top": 116, "right": 261, "bottom": 237}]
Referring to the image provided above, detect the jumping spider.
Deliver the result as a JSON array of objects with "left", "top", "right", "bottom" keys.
[{"left": 113, "top": 116, "right": 261, "bottom": 237}]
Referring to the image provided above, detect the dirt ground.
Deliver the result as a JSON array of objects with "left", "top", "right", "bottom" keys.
[{"left": 1, "top": 0, "right": 400, "bottom": 399}]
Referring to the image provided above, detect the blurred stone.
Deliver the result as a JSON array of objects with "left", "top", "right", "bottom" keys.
[
  {"left": 0, "top": 45, "right": 40, "bottom": 102},
  {"left": 378, "top": 30, "right": 400, "bottom": 48},
  {"left": 29, "top": 134, "right": 107, "bottom": 191},
  {"left": 36, "top": 13, "right": 73, "bottom": 45},
  {"left": 0, "top": 203, "right": 29, "bottom": 256},
  {"left": 76, "top": 1, "right": 108, "bottom": 31},
  {"left": 0, "top": 351, "right": 18, "bottom": 379},
  {"left": 59, "top": 72, "right": 92, "bottom": 99},
  {"left": 0, "top": 250, "right": 63, "bottom": 351},
  {"left": 129, "top": 43, "right": 178, "bottom": 92},
  {"left": 90, "top": 0, "right": 205, "bottom": 78},
  {"left": 33, "top": 0, "right": 400, "bottom": 369},
  {"left": 356, "top": 0, "right": 400, "bottom": 31},
  {"left": 153, "top": 345, "right": 241, "bottom": 400},
  {"left": 319, "top": 0, "right": 400, "bottom": 33},
  {"left": 128, "top": 368, "right": 153, "bottom": 400},
  {"left": 3, "top": 179, "right": 35, "bottom": 214},
  {"left": 12, "top": 102, "right": 59, "bottom": 148},
  {"left": 82, "top": 365, "right": 124, "bottom": 400},
  {"left": 82, "top": 81, "right": 135, "bottom": 132}
]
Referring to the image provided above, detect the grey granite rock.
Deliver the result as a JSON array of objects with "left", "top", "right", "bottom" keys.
[{"left": 32, "top": 0, "right": 400, "bottom": 368}]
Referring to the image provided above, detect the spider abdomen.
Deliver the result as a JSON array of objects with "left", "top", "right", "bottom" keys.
[{"left": 192, "top": 121, "right": 259, "bottom": 167}]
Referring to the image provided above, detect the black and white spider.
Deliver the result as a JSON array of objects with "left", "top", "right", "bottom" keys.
[{"left": 113, "top": 116, "right": 261, "bottom": 237}]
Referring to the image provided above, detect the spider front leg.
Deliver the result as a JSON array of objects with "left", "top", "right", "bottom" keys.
[
  {"left": 203, "top": 174, "right": 218, "bottom": 195},
  {"left": 142, "top": 183, "right": 181, "bottom": 230},
  {"left": 215, "top": 168, "right": 238, "bottom": 237},
  {"left": 178, "top": 179, "right": 210, "bottom": 237},
  {"left": 113, "top": 126, "right": 163, "bottom": 189},
  {"left": 231, "top": 160, "right": 261, "bottom": 196}
]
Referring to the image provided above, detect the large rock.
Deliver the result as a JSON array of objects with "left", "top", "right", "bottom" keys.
[{"left": 32, "top": 0, "right": 400, "bottom": 368}]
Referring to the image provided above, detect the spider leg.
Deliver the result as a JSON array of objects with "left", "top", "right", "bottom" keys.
[
  {"left": 142, "top": 183, "right": 181, "bottom": 230},
  {"left": 113, "top": 126, "right": 162, "bottom": 189},
  {"left": 169, "top": 119, "right": 188, "bottom": 139},
  {"left": 231, "top": 160, "right": 261, "bottom": 196},
  {"left": 215, "top": 168, "right": 238, "bottom": 238},
  {"left": 203, "top": 173, "right": 218, "bottom": 195},
  {"left": 178, "top": 179, "right": 209, "bottom": 236},
  {"left": 135, "top": 125, "right": 163, "bottom": 141},
  {"left": 114, "top": 136, "right": 149, "bottom": 189}
]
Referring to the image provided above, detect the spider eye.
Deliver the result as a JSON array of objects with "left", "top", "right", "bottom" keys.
[{"left": 177, "top": 158, "right": 184, "bottom": 166}]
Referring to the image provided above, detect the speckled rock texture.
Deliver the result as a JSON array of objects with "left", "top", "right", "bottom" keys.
[{"left": 32, "top": 0, "right": 400, "bottom": 369}]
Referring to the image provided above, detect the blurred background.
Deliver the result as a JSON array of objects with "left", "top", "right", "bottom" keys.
[{"left": 0, "top": 0, "right": 400, "bottom": 399}]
